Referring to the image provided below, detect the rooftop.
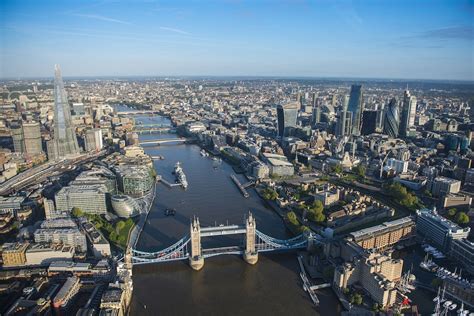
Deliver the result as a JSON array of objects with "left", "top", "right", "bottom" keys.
[{"left": 350, "top": 216, "right": 414, "bottom": 241}]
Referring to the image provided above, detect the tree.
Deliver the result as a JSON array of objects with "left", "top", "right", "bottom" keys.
[
  {"left": 310, "top": 200, "right": 324, "bottom": 213},
  {"left": 332, "top": 165, "right": 343, "bottom": 175},
  {"left": 262, "top": 188, "right": 278, "bottom": 200},
  {"left": 455, "top": 212, "right": 469, "bottom": 225},
  {"left": 286, "top": 211, "right": 298, "bottom": 226},
  {"left": 350, "top": 293, "right": 363, "bottom": 305},
  {"left": 447, "top": 208, "right": 457, "bottom": 217},
  {"left": 116, "top": 221, "right": 126, "bottom": 234},
  {"left": 71, "top": 207, "right": 84, "bottom": 218},
  {"left": 352, "top": 165, "right": 366, "bottom": 178}
]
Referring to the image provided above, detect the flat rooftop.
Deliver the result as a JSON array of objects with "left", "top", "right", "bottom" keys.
[{"left": 350, "top": 216, "right": 414, "bottom": 241}]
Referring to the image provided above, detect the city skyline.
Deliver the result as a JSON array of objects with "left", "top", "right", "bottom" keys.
[{"left": 1, "top": 0, "right": 473, "bottom": 80}]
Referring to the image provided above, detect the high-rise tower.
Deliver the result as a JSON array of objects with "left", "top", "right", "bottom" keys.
[
  {"left": 51, "top": 65, "right": 80, "bottom": 160},
  {"left": 399, "top": 89, "right": 417, "bottom": 137},
  {"left": 347, "top": 85, "right": 364, "bottom": 136},
  {"left": 276, "top": 102, "right": 298, "bottom": 137},
  {"left": 383, "top": 98, "right": 400, "bottom": 138}
]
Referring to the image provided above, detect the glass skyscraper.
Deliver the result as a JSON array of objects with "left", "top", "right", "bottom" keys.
[
  {"left": 383, "top": 98, "right": 400, "bottom": 138},
  {"left": 277, "top": 102, "right": 298, "bottom": 137},
  {"left": 347, "top": 85, "right": 363, "bottom": 135},
  {"left": 51, "top": 64, "right": 80, "bottom": 159},
  {"left": 399, "top": 90, "right": 417, "bottom": 137}
]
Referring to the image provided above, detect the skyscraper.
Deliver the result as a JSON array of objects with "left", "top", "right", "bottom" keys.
[
  {"left": 336, "top": 111, "right": 353, "bottom": 137},
  {"left": 51, "top": 65, "right": 80, "bottom": 160},
  {"left": 22, "top": 121, "right": 42, "bottom": 155},
  {"left": 399, "top": 89, "right": 417, "bottom": 137},
  {"left": 361, "top": 110, "right": 377, "bottom": 135},
  {"left": 11, "top": 122, "right": 24, "bottom": 153},
  {"left": 277, "top": 102, "right": 298, "bottom": 137},
  {"left": 383, "top": 98, "right": 400, "bottom": 138},
  {"left": 10, "top": 121, "right": 42, "bottom": 156},
  {"left": 84, "top": 128, "right": 103, "bottom": 152},
  {"left": 347, "top": 85, "right": 363, "bottom": 135},
  {"left": 311, "top": 93, "right": 321, "bottom": 125}
]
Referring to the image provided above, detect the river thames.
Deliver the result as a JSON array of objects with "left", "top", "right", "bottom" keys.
[{"left": 128, "top": 113, "right": 343, "bottom": 315}]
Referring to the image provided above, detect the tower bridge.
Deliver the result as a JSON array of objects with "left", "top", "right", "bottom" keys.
[{"left": 130, "top": 212, "right": 314, "bottom": 270}]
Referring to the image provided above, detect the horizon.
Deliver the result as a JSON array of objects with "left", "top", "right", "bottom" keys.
[
  {"left": 1, "top": 0, "right": 473, "bottom": 80},
  {"left": 2, "top": 74, "right": 474, "bottom": 84}
]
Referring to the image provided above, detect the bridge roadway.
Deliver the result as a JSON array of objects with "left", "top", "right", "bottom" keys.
[
  {"left": 117, "top": 110, "right": 161, "bottom": 115},
  {"left": 200, "top": 225, "right": 247, "bottom": 237},
  {"left": 139, "top": 138, "right": 187, "bottom": 145}
]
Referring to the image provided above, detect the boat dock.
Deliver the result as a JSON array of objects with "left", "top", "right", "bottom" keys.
[
  {"left": 297, "top": 255, "right": 320, "bottom": 306},
  {"left": 230, "top": 174, "right": 249, "bottom": 198},
  {"left": 156, "top": 175, "right": 181, "bottom": 188}
]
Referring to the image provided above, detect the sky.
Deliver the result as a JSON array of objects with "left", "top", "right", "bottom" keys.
[{"left": 0, "top": 0, "right": 473, "bottom": 80}]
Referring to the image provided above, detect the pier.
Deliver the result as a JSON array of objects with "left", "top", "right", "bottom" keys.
[
  {"left": 156, "top": 175, "right": 181, "bottom": 188},
  {"left": 230, "top": 174, "right": 250, "bottom": 198},
  {"left": 298, "top": 255, "right": 320, "bottom": 306}
]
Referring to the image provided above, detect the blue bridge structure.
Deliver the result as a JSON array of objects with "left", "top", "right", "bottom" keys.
[{"left": 129, "top": 212, "right": 315, "bottom": 270}]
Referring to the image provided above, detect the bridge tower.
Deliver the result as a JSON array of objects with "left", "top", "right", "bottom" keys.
[
  {"left": 189, "top": 217, "right": 204, "bottom": 270},
  {"left": 243, "top": 212, "right": 258, "bottom": 265}
]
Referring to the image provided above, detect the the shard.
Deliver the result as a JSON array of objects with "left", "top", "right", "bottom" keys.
[{"left": 51, "top": 64, "right": 80, "bottom": 159}]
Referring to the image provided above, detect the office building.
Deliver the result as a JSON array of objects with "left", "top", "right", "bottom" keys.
[
  {"left": 25, "top": 243, "right": 74, "bottom": 266},
  {"left": 276, "top": 102, "right": 298, "bottom": 137},
  {"left": 72, "top": 103, "right": 86, "bottom": 116},
  {"left": 348, "top": 216, "right": 416, "bottom": 251},
  {"left": 11, "top": 122, "right": 24, "bottom": 153},
  {"left": 70, "top": 167, "right": 117, "bottom": 194},
  {"left": 385, "top": 158, "right": 409, "bottom": 174},
  {"left": 450, "top": 239, "right": 474, "bottom": 276},
  {"left": 115, "top": 165, "right": 154, "bottom": 197},
  {"left": 55, "top": 185, "right": 107, "bottom": 214},
  {"left": 360, "top": 110, "right": 377, "bottom": 135},
  {"left": 335, "top": 111, "right": 352, "bottom": 137},
  {"left": 22, "top": 121, "right": 43, "bottom": 155},
  {"left": 347, "top": 85, "right": 363, "bottom": 135},
  {"left": 383, "top": 98, "right": 399, "bottom": 138},
  {"left": 416, "top": 208, "right": 470, "bottom": 251},
  {"left": 51, "top": 65, "right": 80, "bottom": 159},
  {"left": 0, "top": 196, "right": 25, "bottom": 215},
  {"left": 34, "top": 225, "right": 87, "bottom": 252},
  {"left": 430, "top": 176, "right": 461, "bottom": 197},
  {"left": 399, "top": 90, "right": 417, "bottom": 137},
  {"left": 84, "top": 128, "right": 103, "bottom": 152},
  {"left": 44, "top": 199, "right": 60, "bottom": 219},
  {"left": 1, "top": 242, "right": 29, "bottom": 266}
]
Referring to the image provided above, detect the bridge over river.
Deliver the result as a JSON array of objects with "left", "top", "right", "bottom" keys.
[{"left": 127, "top": 212, "right": 315, "bottom": 270}]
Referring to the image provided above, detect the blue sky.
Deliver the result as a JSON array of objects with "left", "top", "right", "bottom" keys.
[{"left": 1, "top": 0, "right": 473, "bottom": 80}]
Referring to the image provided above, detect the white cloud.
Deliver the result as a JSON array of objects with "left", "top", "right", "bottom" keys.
[
  {"left": 73, "top": 14, "right": 132, "bottom": 25},
  {"left": 159, "top": 26, "right": 190, "bottom": 35}
]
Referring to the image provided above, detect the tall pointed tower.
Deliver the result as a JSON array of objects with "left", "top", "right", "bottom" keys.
[{"left": 52, "top": 64, "right": 80, "bottom": 159}]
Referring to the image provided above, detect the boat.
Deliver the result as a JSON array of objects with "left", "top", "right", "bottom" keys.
[
  {"left": 200, "top": 149, "right": 209, "bottom": 157},
  {"left": 173, "top": 162, "right": 188, "bottom": 189},
  {"left": 444, "top": 301, "right": 453, "bottom": 308},
  {"left": 420, "top": 254, "right": 438, "bottom": 272},
  {"left": 449, "top": 304, "right": 458, "bottom": 311},
  {"left": 164, "top": 208, "right": 176, "bottom": 216}
]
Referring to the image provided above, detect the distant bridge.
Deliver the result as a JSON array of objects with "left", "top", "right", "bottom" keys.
[
  {"left": 118, "top": 110, "right": 161, "bottom": 115},
  {"left": 139, "top": 138, "right": 188, "bottom": 145},
  {"left": 129, "top": 212, "right": 315, "bottom": 270}
]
